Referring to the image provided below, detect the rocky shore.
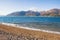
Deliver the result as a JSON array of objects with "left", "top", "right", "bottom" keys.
[
  {"left": 0, "top": 24, "right": 60, "bottom": 40},
  {"left": 0, "top": 30, "right": 46, "bottom": 40}
]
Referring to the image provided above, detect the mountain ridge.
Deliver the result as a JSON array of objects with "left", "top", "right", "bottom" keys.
[{"left": 7, "top": 8, "right": 60, "bottom": 16}]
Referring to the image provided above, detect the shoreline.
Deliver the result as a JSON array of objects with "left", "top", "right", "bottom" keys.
[{"left": 1, "top": 22, "right": 60, "bottom": 34}]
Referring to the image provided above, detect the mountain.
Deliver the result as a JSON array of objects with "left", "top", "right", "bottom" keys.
[
  {"left": 40, "top": 8, "right": 60, "bottom": 16},
  {"left": 7, "top": 8, "right": 60, "bottom": 16},
  {"left": 7, "top": 11, "right": 26, "bottom": 16},
  {"left": 25, "top": 10, "right": 40, "bottom": 16},
  {"left": 7, "top": 10, "right": 40, "bottom": 16}
]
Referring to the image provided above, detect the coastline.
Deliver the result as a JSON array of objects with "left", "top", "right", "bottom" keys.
[
  {"left": 0, "top": 23, "right": 60, "bottom": 40},
  {"left": 1, "top": 22, "right": 60, "bottom": 34}
]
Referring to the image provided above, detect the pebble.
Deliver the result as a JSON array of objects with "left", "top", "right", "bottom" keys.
[{"left": 0, "top": 30, "right": 47, "bottom": 40}]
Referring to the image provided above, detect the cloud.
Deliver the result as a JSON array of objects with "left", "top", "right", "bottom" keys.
[{"left": 29, "top": 7, "right": 39, "bottom": 11}]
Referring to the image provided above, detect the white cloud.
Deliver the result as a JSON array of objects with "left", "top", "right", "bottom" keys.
[
  {"left": 29, "top": 7, "right": 39, "bottom": 11},
  {"left": 29, "top": 7, "right": 46, "bottom": 12}
]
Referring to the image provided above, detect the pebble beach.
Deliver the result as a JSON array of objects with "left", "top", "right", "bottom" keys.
[{"left": 0, "top": 23, "right": 60, "bottom": 40}]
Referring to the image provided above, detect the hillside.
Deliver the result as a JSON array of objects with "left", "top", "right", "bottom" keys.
[
  {"left": 7, "top": 8, "right": 60, "bottom": 16},
  {"left": 7, "top": 11, "right": 40, "bottom": 16},
  {"left": 40, "top": 9, "right": 60, "bottom": 16}
]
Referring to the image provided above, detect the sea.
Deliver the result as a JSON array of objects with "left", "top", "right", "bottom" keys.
[{"left": 0, "top": 16, "right": 60, "bottom": 32}]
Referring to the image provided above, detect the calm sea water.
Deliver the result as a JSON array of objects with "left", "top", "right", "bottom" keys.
[{"left": 0, "top": 16, "right": 60, "bottom": 32}]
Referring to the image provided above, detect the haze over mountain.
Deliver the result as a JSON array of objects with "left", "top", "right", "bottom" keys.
[{"left": 7, "top": 8, "right": 60, "bottom": 16}]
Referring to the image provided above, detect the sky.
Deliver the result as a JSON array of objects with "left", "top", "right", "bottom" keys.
[{"left": 0, "top": 0, "right": 60, "bottom": 16}]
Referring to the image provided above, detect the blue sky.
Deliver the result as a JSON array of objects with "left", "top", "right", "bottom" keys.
[{"left": 0, "top": 0, "right": 60, "bottom": 15}]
